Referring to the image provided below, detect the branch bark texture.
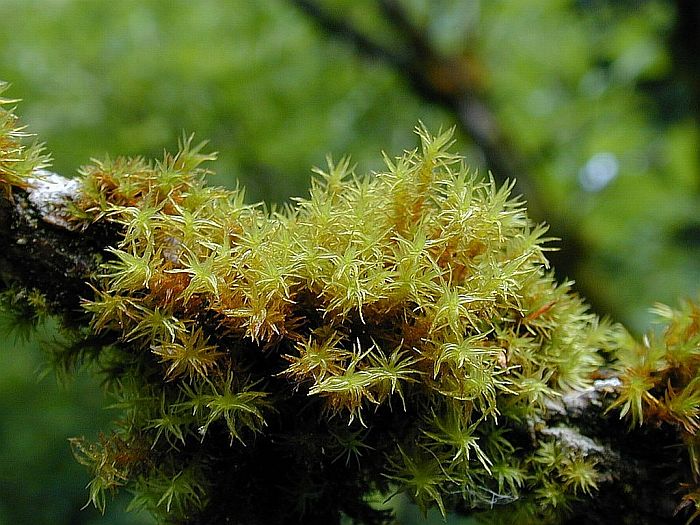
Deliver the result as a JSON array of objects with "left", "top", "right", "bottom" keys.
[{"left": 0, "top": 172, "right": 108, "bottom": 318}]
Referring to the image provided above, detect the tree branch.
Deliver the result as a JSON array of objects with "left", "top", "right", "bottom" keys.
[{"left": 539, "top": 377, "right": 688, "bottom": 524}]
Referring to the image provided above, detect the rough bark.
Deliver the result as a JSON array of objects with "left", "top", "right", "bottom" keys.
[
  {"left": 0, "top": 171, "right": 114, "bottom": 321},
  {"left": 543, "top": 377, "right": 688, "bottom": 524},
  {"left": 0, "top": 173, "right": 691, "bottom": 524}
]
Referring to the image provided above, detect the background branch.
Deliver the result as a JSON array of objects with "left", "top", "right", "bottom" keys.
[{"left": 290, "top": 0, "right": 410, "bottom": 69}]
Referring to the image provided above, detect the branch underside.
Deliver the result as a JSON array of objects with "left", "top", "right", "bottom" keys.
[{"left": 543, "top": 378, "right": 687, "bottom": 524}]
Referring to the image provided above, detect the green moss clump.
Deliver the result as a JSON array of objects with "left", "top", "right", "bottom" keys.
[
  {"left": 53, "top": 126, "right": 611, "bottom": 524},
  {"left": 0, "top": 92, "right": 617, "bottom": 523},
  {"left": 0, "top": 82, "right": 50, "bottom": 197}
]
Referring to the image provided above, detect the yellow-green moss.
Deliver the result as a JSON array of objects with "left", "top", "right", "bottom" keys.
[
  {"left": 0, "top": 82, "right": 50, "bottom": 197},
  {"left": 57, "top": 125, "right": 615, "bottom": 523},
  {"left": 0, "top": 93, "right": 631, "bottom": 524},
  {"left": 611, "top": 300, "right": 700, "bottom": 521}
]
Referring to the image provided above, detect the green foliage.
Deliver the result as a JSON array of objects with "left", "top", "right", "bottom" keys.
[
  {"left": 0, "top": 287, "right": 48, "bottom": 342},
  {"left": 0, "top": 116, "right": 618, "bottom": 523},
  {"left": 0, "top": 303, "right": 152, "bottom": 525}
]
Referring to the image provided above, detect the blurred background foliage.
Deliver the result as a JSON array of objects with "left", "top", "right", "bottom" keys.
[{"left": 0, "top": 0, "right": 697, "bottom": 523}]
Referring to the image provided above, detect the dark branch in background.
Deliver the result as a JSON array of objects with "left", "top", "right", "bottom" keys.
[
  {"left": 376, "top": 0, "right": 432, "bottom": 59},
  {"left": 289, "top": 0, "right": 602, "bottom": 316},
  {"left": 671, "top": 0, "right": 700, "bottom": 119},
  {"left": 291, "top": 0, "right": 410, "bottom": 68}
]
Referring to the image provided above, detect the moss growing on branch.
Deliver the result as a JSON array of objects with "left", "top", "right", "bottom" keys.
[
  {"left": 2, "top": 87, "right": 697, "bottom": 524},
  {"left": 0, "top": 82, "right": 50, "bottom": 197},
  {"left": 611, "top": 301, "right": 700, "bottom": 522}
]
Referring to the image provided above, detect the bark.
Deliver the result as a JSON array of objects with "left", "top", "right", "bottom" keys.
[
  {"left": 0, "top": 171, "right": 114, "bottom": 321},
  {"left": 542, "top": 377, "right": 688, "bottom": 524},
  {"left": 0, "top": 173, "right": 691, "bottom": 524}
]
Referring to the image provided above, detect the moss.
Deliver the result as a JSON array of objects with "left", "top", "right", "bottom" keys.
[
  {"left": 44, "top": 124, "right": 616, "bottom": 524},
  {"left": 0, "top": 95, "right": 624, "bottom": 523},
  {"left": 0, "top": 82, "right": 50, "bottom": 198},
  {"left": 611, "top": 300, "right": 700, "bottom": 521}
]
